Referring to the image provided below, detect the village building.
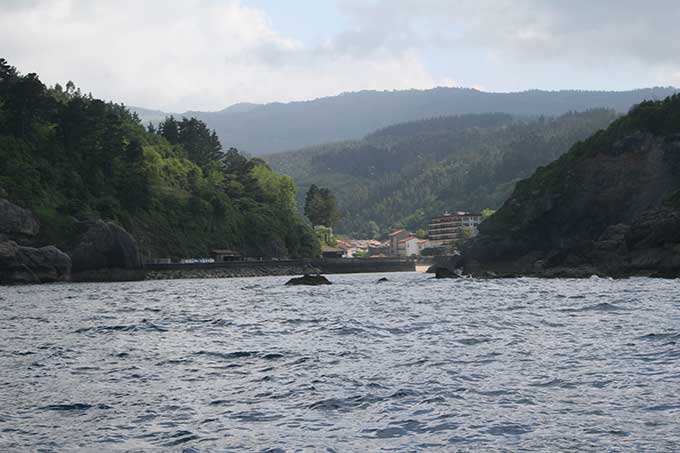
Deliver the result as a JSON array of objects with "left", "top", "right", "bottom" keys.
[
  {"left": 321, "top": 245, "right": 345, "bottom": 259},
  {"left": 388, "top": 229, "right": 413, "bottom": 256},
  {"left": 335, "top": 239, "right": 356, "bottom": 258},
  {"left": 398, "top": 236, "right": 432, "bottom": 257},
  {"left": 428, "top": 211, "right": 483, "bottom": 248},
  {"left": 367, "top": 242, "right": 390, "bottom": 257},
  {"left": 210, "top": 249, "right": 242, "bottom": 262},
  {"left": 401, "top": 236, "right": 420, "bottom": 257},
  {"left": 417, "top": 238, "right": 431, "bottom": 255}
]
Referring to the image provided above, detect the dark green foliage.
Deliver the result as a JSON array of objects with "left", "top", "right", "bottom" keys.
[
  {"left": 481, "top": 94, "right": 680, "bottom": 238},
  {"left": 266, "top": 111, "right": 618, "bottom": 237},
  {"left": 157, "top": 116, "right": 223, "bottom": 167},
  {"left": 304, "top": 185, "right": 340, "bottom": 227},
  {"left": 0, "top": 59, "right": 318, "bottom": 259}
]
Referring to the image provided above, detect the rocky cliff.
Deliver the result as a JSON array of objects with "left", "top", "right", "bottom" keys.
[
  {"left": 0, "top": 199, "right": 144, "bottom": 284},
  {"left": 455, "top": 95, "right": 680, "bottom": 278},
  {"left": 0, "top": 199, "right": 71, "bottom": 284},
  {"left": 0, "top": 198, "right": 40, "bottom": 243},
  {"left": 0, "top": 241, "right": 71, "bottom": 284}
]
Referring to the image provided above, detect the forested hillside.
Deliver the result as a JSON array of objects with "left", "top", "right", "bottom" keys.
[
  {"left": 458, "top": 94, "right": 680, "bottom": 278},
  {"left": 134, "top": 87, "right": 676, "bottom": 155},
  {"left": 266, "top": 110, "right": 618, "bottom": 237},
  {"left": 0, "top": 59, "right": 318, "bottom": 259}
]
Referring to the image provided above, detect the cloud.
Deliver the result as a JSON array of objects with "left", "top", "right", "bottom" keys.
[
  {"left": 334, "top": 0, "right": 680, "bottom": 65},
  {"left": 0, "top": 0, "right": 452, "bottom": 110},
  {"left": 1, "top": 0, "right": 678, "bottom": 110}
]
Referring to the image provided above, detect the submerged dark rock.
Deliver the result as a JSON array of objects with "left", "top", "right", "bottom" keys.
[{"left": 285, "top": 274, "right": 332, "bottom": 286}]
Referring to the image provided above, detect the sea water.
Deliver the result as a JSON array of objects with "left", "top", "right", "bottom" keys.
[{"left": 1, "top": 273, "right": 679, "bottom": 451}]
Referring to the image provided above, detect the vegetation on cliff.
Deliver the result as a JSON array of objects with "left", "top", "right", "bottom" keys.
[
  {"left": 266, "top": 110, "right": 618, "bottom": 237},
  {"left": 482, "top": 94, "right": 680, "bottom": 236},
  {"left": 463, "top": 94, "right": 680, "bottom": 277},
  {"left": 0, "top": 58, "right": 318, "bottom": 259}
]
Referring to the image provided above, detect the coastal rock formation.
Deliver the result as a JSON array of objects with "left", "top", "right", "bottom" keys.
[
  {"left": 457, "top": 96, "right": 680, "bottom": 278},
  {"left": 434, "top": 266, "right": 461, "bottom": 279},
  {"left": 70, "top": 221, "right": 142, "bottom": 277},
  {"left": 428, "top": 255, "right": 463, "bottom": 278},
  {"left": 0, "top": 198, "right": 72, "bottom": 284},
  {"left": 0, "top": 240, "right": 71, "bottom": 284},
  {"left": 285, "top": 275, "right": 332, "bottom": 286},
  {"left": 0, "top": 199, "right": 40, "bottom": 243}
]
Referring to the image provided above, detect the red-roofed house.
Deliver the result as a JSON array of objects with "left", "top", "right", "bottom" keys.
[{"left": 388, "top": 229, "right": 412, "bottom": 256}]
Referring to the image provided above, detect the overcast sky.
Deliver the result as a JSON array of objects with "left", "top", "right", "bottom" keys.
[{"left": 2, "top": 0, "right": 679, "bottom": 111}]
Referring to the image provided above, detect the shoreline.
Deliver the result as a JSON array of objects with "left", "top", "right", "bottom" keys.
[{"left": 145, "top": 258, "right": 416, "bottom": 281}]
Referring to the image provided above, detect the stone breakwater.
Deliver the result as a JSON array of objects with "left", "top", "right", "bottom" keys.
[
  {"left": 146, "top": 261, "right": 317, "bottom": 280},
  {"left": 145, "top": 258, "right": 415, "bottom": 281}
]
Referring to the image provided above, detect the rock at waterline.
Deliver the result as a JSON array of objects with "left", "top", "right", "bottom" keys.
[
  {"left": 0, "top": 240, "right": 71, "bottom": 284},
  {"left": 434, "top": 267, "right": 460, "bottom": 279},
  {"left": 70, "top": 221, "right": 142, "bottom": 273},
  {"left": 285, "top": 275, "right": 332, "bottom": 286}
]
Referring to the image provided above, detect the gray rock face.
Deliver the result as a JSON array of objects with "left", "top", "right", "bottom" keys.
[
  {"left": 428, "top": 255, "right": 464, "bottom": 279},
  {"left": 0, "top": 199, "right": 40, "bottom": 241},
  {"left": 70, "top": 221, "right": 142, "bottom": 273},
  {"left": 0, "top": 240, "right": 71, "bottom": 284}
]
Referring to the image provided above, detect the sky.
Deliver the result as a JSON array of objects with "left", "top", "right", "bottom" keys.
[{"left": 2, "top": 0, "right": 679, "bottom": 112}]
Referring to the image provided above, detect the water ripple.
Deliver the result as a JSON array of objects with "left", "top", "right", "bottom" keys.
[{"left": 1, "top": 274, "right": 679, "bottom": 451}]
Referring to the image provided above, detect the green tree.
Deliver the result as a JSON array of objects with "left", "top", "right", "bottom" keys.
[
  {"left": 304, "top": 185, "right": 340, "bottom": 227},
  {"left": 314, "top": 225, "right": 336, "bottom": 246},
  {"left": 367, "top": 220, "right": 380, "bottom": 239},
  {"left": 0, "top": 58, "right": 319, "bottom": 259},
  {"left": 481, "top": 208, "right": 496, "bottom": 220}
]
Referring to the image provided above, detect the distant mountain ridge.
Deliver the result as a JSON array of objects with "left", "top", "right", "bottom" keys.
[{"left": 131, "top": 86, "right": 678, "bottom": 155}]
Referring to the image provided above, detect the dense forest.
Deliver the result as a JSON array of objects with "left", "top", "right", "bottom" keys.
[
  {"left": 459, "top": 94, "right": 680, "bottom": 278},
  {"left": 0, "top": 59, "right": 318, "bottom": 259},
  {"left": 133, "top": 86, "right": 677, "bottom": 155},
  {"left": 266, "top": 110, "right": 618, "bottom": 238}
]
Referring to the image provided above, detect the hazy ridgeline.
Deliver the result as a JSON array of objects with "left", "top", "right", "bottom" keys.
[{"left": 133, "top": 87, "right": 677, "bottom": 156}]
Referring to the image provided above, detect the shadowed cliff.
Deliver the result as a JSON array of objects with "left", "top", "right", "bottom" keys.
[{"left": 458, "top": 94, "right": 680, "bottom": 278}]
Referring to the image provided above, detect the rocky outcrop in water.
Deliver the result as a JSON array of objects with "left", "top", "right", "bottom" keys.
[
  {"left": 450, "top": 96, "right": 680, "bottom": 278},
  {"left": 285, "top": 275, "right": 332, "bottom": 286},
  {"left": 434, "top": 266, "right": 461, "bottom": 279},
  {"left": 70, "top": 221, "right": 142, "bottom": 280},
  {"left": 0, "top": 240, "right": 71, "bottom": 284},
  {"left": 0, "top": 199, "right": 146, "bottom": 284},
  {"left": 0, "top": 199, "right": 72, "bottom": 284}
]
